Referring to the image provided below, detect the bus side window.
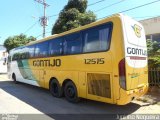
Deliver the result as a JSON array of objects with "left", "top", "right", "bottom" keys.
[
  {"left": 28, "top": 45, "right": 35, "bottom": 58},
  {"left": 21, "top": 47, "right": 26, "bottom": 59},
  {"left": 64, "top": 32, "right": 82, "bottom": 55},
  {"left": 35, "top": 42, "right": 49, "bottom": 58},
  {"left": 49, "top": 38, "right": 63, "bottom": 56},
  {"left": 83, "top": 24, "right": 112, "bottom": 53}
]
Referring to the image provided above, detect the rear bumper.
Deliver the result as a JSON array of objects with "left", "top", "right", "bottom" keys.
[{"left": 116, "top": 83, "right": 148, "bottom": 105}]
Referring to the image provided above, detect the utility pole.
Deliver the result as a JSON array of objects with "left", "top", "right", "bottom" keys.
[{"left": 35, "top": 0, "right": 49, "bottom": 38}]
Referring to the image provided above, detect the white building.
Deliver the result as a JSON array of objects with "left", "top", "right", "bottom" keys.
[
  {"left": 140, "top": 16, "right": 160, "bottom": 42},
  {"left": 0, "top": 45, "right": 8, "bottom": 73}
]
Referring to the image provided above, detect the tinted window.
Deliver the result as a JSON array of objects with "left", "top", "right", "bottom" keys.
[
  {"left": 20, "top": 47, "right": 29, "bottom": 59},
  {"left": 64, "top": 33, "right": 82, "bottom": 54},
  {"left": 20, "top": 47, "right": 25, "bottom": 59},
  {"left": 12, "top": 53, "right": 19, "bottom": 61},
  {"left": 12, "top": 48, "right": 21, "bottom": 61},
  {"left": 83, "top": 23, "right": 112, "bottom": 52},
  {"left": 35, "top": 42, "right": 49, "bottom": 57},
  {"left": 49, "top": 38, "right": 63, "bottom": 56},
  {"left": 28, "top": 45, "right": 35, "bottom": 58}
]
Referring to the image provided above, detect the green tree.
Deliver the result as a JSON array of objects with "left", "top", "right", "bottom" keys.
[
  {"left": 4, "top": 34, "right": 36, "bottom": 52},
  {"left": 52, "top": 0, "right": 96, "bottom": 34},
  {"left": 147, "top": 39, "right": 160, "bottom": 68}
]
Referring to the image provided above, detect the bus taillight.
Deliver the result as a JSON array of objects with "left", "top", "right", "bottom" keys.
[{"left": 119, "top": 58, "right": 126, "bottom": 90}]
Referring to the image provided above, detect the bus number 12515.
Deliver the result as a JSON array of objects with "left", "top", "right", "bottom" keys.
[{"left": 84, "top": 58, "right": 105, "bottom": 64}]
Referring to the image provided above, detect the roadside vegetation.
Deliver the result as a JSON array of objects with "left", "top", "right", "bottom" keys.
[
  {"left": 51, "top": 0, "right": 96, "bottom": 34},
  {"left": 147, "top": 39, "right": 160, "bottom": 68},
  {"left": 3, "top": 34, "right": 36, "bottom": 52}
]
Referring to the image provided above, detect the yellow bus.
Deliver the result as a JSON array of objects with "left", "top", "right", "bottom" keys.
[{"left": 8, "top": 14, "right": 148, "bottom": 105}]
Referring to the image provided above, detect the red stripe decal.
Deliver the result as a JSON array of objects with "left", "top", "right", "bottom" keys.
[{"left": 129, "top": 56, "right": 146, "bottom": 60}]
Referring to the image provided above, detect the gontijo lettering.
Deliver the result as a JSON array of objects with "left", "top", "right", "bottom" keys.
[
  {"left": 127, "top": 47, "right": 147, "bottom": 56},
  {"left": 33, "top": 59, "right": 61, "bottom": 67}
]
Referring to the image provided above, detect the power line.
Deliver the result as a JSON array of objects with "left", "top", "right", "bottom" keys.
[
  {"left": 119, "top": 0, "right": 160, "bottom": 13},
  {"left": 36, "top": 14, "right": 160, "bottom": 39},
  {"left": 36, "top": 33, "right": 43, "bottom": 39},
  {"left": 24, "top": 21, "right": 39, "bottom": 34},
  {"left": 48, "top": 0, "right": 125, "bottom": 18},
  {"left": 36, "top": 30, "right": 51, "bottom": 39},
  {"left": 38, "top": 0, "right": 160, "bottom": 37},
  {"left": 98, "top": 0, "right": 160, "bottom": 20},
  {"left": 88, "top": 0, "right": 106, "bottom": 6},
  {"left": 35, "top": 0, "right": 50, "bottom": 38},
  {"left": 34, "top": 0, "right": 42, "bottom": 16},
  {"left": 94, "top": 0, "right": 125, "bottom": 13},
  {"left": 48, "top": 14, "right": 58, "bottom": 18},
  {"left": 48, "top": 0, "right": 126, "bottom": 18},
  {"left": 134, "top": 15, "right": 160, "bottom": 19},
  {"left": 48, "top": 0, "right": 108, "bottom": 18}
]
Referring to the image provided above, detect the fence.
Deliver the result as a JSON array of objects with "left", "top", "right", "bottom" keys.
[{"left": 148, "top": 68, "right": 160, "bottom": 87}]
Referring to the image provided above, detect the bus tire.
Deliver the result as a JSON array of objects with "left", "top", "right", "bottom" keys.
[
  {"left": 12, "top": 74, "right": 18, "bottom": 84},
  {"left": 64, "top": 81, "right": 80, "bottom": 103},
  {"left": 49, "top": 79, "right": 63, "bottom": 98}
]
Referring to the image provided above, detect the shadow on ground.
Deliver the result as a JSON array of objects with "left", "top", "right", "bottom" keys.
[{"left": 0, "top": 80, "right": 141, "bottom": 119}]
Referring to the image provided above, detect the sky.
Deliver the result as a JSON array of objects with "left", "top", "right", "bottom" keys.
[{"left": 0, "top": 0, "right": 160, "bottom": 45}]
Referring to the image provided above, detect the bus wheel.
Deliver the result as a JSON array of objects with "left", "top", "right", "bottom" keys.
[
  {"left": 12, "top": 74, "right": 18, "bottom": 84},
  {"left": 64, "top": 81, "right": 80, "bottom": 103},
  {"left": 49, "top": 79, "right": 63, "bottom": 98}
]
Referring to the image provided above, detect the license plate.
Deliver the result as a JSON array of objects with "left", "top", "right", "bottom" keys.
[{"left": 139, "top": 89, "right": 143, "bottom": 93}]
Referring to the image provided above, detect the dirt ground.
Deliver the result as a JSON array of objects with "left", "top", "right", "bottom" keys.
[
  {"left": 136, "top": 86, "right": 160, "bottom": 105},
  {"left": 0, "top": 73, "right": 159, "bottom": 119}
]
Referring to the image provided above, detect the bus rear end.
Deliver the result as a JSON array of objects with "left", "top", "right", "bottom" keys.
[{"left": 117, "top": 14, "right": 148, "bottom": 105}]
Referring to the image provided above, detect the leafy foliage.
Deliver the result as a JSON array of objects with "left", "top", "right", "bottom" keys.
[
  {"left": 64, "top": 0, "right": 87, "bottom": 13},
  {"left": 52, "top": 0, "right": 96, "bottom": 34},
  {"left": 3, "top": 34, "right": 36, "bottom": 52},
  {"left": 147, "top": 39, "right": 160, "bottom": 68}
]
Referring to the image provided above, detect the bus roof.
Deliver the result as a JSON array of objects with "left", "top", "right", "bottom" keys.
[
  {"left": 26, "top": 13, "right": 124, "bottom": 46},
  {"left": 12, "top": 13, "right": 133, "bottom": 50}
]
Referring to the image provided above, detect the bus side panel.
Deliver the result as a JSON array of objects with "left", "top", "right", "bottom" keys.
[
  {"left": 78, "top": 72, "right": 87, "bottom": 98},
  {"left": 43, "top": 69, "right": 80, "bottom": 92},
  {"left": 11, "top": 60, "right": 40, "bottom": 86},
  {"left": 81, "top": 52, "right": 113, "bottom": 103},
  {"left": 36, "top": 50, "right": 114, "bottom": 104},
  {"left": 86, "top": 72, "right": 113, "bottom": 103},
  {"left": 108, "top": 16, "right": 125, "bottom": 104}
]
